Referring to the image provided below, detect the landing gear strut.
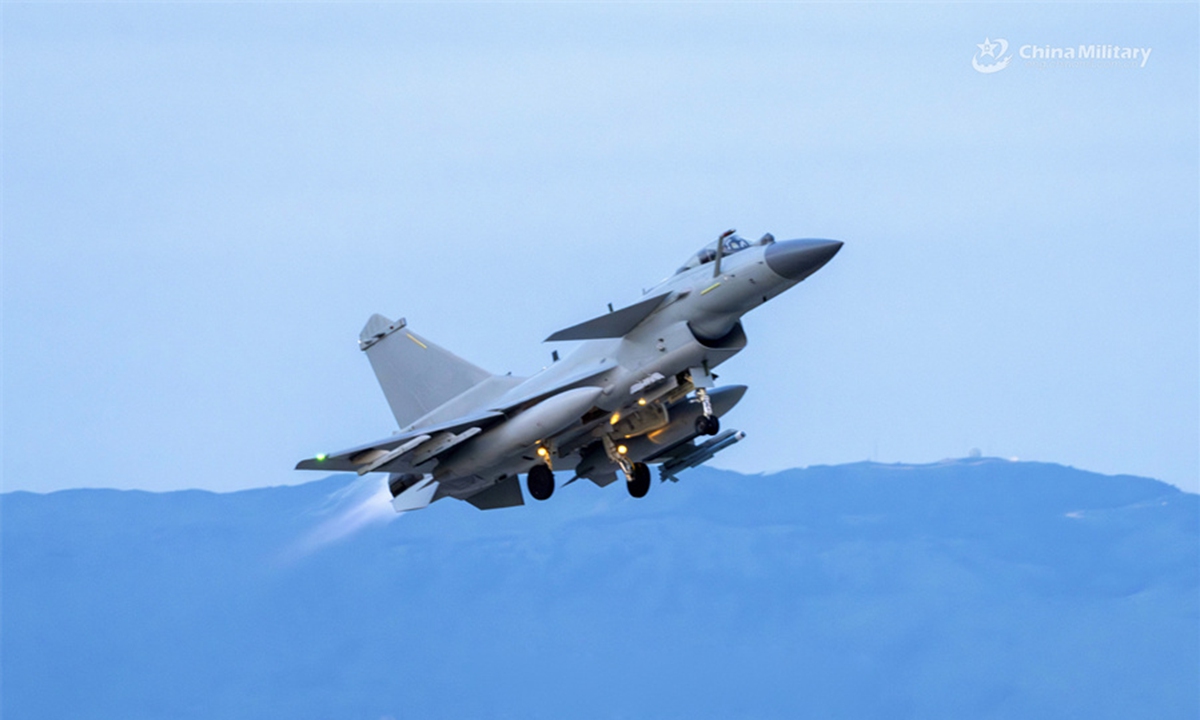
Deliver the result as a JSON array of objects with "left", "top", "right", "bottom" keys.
[
  {"left": 695, "top": 387, "right": 720, "bottom": 436},
  {"left": 527, "top": 463, "right": 555, "bottom": 501},
  {"left": 602, "top": 435, "right": 651, "bottom": 499}
]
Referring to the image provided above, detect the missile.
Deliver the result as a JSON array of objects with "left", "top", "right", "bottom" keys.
[
  {"left": 659, "top": 429, "right": 745, "bottom": 482},
  {"left": 356, "top": 434, "right": 431, "bottom": 476}
]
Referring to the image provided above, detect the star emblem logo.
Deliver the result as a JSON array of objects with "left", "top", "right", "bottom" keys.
[{"left": 972, "top": 37, "right": 1012, "bottom": 74}]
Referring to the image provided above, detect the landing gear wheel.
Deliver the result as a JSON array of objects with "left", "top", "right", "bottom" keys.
[
  {"left": 626, "top": 462, "right": 651, "bottom": 498},
  {"left": 527, "top": 464, "right": 555, "bottom": 501},
  {"left": 695, "top": 414, "right": 720, "bottom": 436}
]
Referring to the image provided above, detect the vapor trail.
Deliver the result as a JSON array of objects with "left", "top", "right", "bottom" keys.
[{"left": 286, "top": 476, "right": 399, "bottom": 559}]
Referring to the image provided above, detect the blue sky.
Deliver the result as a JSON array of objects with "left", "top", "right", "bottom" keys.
[{"left": 4, "top": 3, "right": 1197, "bottom": 493}]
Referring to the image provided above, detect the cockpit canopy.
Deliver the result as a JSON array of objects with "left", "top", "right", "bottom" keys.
[{"left": 675, "top": 232, "right": 775, "bottom": 275}]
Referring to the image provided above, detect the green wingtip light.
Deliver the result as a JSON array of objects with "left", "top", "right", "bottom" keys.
[{"left": 315, "top": 453, "right": 328, "bottom": 462}]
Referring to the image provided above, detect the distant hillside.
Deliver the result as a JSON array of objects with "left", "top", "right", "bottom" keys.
[{"left": 3, "top": 459, "right": 1197, "bottom": 719}]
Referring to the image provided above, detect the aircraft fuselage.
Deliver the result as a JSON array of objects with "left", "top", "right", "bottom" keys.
[{"left": 296, "top": 233, "right": 842, "bottom": 511}]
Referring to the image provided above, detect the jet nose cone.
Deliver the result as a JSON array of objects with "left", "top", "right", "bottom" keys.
[{"left": 764, "top": 239, "right": 844, "bottom": 281}]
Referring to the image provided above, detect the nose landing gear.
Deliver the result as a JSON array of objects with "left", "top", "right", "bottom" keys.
[
  {"left": 695, "top": 414, "right": 720, "bottom": 436},
  {"left": 694, "top": 387, "right": 720, "bottom": 436}
]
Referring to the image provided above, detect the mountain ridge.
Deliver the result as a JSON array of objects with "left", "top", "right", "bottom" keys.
[{"left": 4, "top": 458, "right": 1196, "bottom": 719}]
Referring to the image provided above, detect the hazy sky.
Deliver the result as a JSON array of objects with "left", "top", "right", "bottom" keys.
[{"left": 4, "top": 3, "right": 1197, "bottom": 494}]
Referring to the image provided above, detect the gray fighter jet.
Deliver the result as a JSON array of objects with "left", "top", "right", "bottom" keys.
[{"left": 296, "top": 231, "right": 842, "bottom": 512}]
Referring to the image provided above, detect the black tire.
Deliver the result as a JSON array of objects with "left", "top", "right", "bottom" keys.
[
  {"left": 527, "top": 464, "right": 555, "bottom": 501},
  {"left": 695, "top": 414, "right": 720, "bottom": 436},
  {"left": 627, "top": 462, "right": 651, "bottom": 498},
  {"left": 705, "top": 415, "right": 720, "bottom": 436}
]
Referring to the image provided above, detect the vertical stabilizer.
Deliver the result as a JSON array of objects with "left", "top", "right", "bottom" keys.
[{"left": 359, "top": 314, "right": 492, "bottom": 428}]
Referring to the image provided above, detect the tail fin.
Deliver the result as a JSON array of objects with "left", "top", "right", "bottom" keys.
[{"left": 359, "top": 314, "right": 492, "bottom": 428}]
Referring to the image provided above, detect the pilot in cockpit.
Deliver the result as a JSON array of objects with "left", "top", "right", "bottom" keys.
[{"left": 675, "top": 231, "right": 772, "bottom": 275}]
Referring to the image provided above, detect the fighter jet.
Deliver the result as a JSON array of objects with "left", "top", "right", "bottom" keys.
[{"left": 296, "top": 231, "right": 842, "bottom": 512}]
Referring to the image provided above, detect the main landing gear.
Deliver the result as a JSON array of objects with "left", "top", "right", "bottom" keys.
[
  {"left": 694, "top": 387, "right": 720, "bottom": 436},
  {"left": 626, "top": 461, "right": 651, "bottom": 498},
  {"left": 527, "top": 463, "right": 555, "bottom": 501},
  {"left": 602, "top": 435, "right": 652, "bottom": 499}
]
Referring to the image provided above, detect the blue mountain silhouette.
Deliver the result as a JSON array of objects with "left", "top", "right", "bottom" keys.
[{"left": 4, "top": 459, "right": 1196, "bottom": 719}]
